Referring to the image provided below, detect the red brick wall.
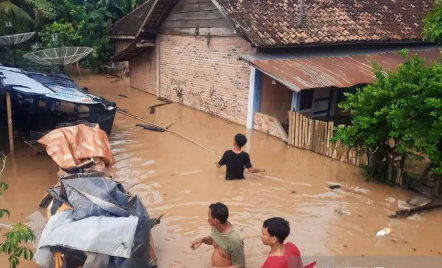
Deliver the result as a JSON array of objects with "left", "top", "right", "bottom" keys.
[
  {"left": 254, "top": 113, "right": 288, "bottom": 142},
  {"left": 158, "top": 35, "right": 255, "bottom": 125},
  {"left": 129, "top": 47, "right": 157, "bottom": 95}
]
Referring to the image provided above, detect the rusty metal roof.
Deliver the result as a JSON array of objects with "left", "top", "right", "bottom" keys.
[{"left": 241, "top": 48, "right": 442, "bottom": 91}]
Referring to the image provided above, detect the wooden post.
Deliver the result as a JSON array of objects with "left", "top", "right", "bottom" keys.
[
  {"left": 288, "top": 111, "right": 294, "bottom": 146},
  {"left": 6, "top": 92, "right": 14, "bottom": 154}
]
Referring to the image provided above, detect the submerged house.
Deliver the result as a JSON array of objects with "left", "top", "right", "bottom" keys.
[{"left": 107, "top": 0, "right": 437, "bottom": 140}]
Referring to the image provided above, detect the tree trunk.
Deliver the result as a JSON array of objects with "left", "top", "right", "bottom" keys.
[
  {"left": 387, "top": 155, "right": 394, "bottom": 183},
  {"left": 420, "top": 163, "right": 434, "bottom": 181},
  {"left": 396, "top": 155, "right": 406, "bottom": 186},
  {"left": 434, "top": 174, "right": 442, "bottom": 196}
]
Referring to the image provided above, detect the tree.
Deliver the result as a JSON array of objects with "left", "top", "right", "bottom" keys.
[
  {"left": 333, "top": 50, "right": 442, "bottom": 193},
  {"left": 0, "top": 0, "right": 34, "bottom": 24},
  {"left": 39, "top": 21, "right": 81, "bottom": 47},
  {"left": 423, "top": 0, "right": 442, "bottom": 44},
  {"left": 0, "top": 153, "right": 35, "bottom": 268}
]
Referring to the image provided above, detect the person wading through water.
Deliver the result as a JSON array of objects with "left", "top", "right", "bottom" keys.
[
  {"left": 216, "top": 134, "right": 265, "bottom": 180},
  {"left": 191, "top": 203, "right": 245, "bottom": 268},
  {"left": 261, "top": 217, "right": 303, "bottom": 268}
]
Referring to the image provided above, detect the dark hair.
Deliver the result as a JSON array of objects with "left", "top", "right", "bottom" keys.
[
  {"left": 209, "top": 202, "right": 229, "bottom": 224},
  {"left": 263, "top": 217, "right": 290, "bottom": 243},
  {"left": 235, "top": 134, "right": 248, "bottom": 148}
]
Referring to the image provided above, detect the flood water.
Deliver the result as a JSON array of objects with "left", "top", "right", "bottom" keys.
[{"left": 1, "top": 74, "right": 442, "bottom": 268}]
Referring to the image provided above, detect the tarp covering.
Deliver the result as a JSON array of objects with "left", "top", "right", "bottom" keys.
[
  {"left": 0, "top": 66, "right": 100, "bottom": 104},
  {"left": 34, "top": 177, "right": 154, "bottom": 268},
  {"left": 38, "top": 125, "right": 113, "bottom": 170}
]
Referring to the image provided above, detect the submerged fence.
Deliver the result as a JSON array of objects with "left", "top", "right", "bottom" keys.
[{"left": 287, "top": 111, "right": 367, "bottom": 166}]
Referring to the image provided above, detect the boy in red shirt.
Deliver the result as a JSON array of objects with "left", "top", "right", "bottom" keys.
[{"left": 261, "top": 217, "right": 303, "bottom": 268}]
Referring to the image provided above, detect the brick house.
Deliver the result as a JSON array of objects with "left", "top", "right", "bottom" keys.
[{"left": 107, "top": 0, "right": 437, "bottom": 139}]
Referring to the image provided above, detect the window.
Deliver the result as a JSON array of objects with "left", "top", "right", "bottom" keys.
[{"left": 299, "top": 89, "right": 313, "bottom": 110}]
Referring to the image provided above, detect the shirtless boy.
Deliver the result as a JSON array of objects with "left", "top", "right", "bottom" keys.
[{"left": 191, "top": 203, "right": 245, "bottom": 268}]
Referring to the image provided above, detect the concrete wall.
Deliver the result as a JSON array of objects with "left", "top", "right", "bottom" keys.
[
  {"left": 254, "top": 113, "right": 288, "bottom": 142},
  {"left": 259, "top": 74, "right": 293, "bottom": 125},
  {"left": 129, "top": 47, "right": 157, "bottom": 95},
  {"left": 116, "top": 41, "right": 132, "bottom": 53},
  {"left": 158, "top": 35, "right": 255, "bottom": 125}
]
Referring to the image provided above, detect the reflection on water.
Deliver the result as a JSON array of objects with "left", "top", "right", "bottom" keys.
[{"left": 1, "top": 75, "right": 442, "bottom": 268}]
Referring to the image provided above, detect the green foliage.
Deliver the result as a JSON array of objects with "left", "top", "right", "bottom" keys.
[
  {"left": 0, "top": 0, "right": 34, "bottom": 24},
  {"left": 0, "top": 224, "right": 36, "bottom": 268},
  {"left": 0, "top": 14, "right": 31, "bottom": 35},
  {"left": 12, "top": 0, "right": 143, "bottom": 69},
  {"left": 333, "top": 50, "right": 442, "bottom": 182},
  {"left": 423, "top": 1, "right": 442, "bottom": 44},
  {"left": 39, "top": 21, "right": 81, "bottom": 47},
  {"left": 25, "top": 0, "right": 58, "bottom": 20},
  {"left": 0, "top": 154, "right": 35, "bottom": 268}
]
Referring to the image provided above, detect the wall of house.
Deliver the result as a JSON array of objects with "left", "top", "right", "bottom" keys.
[
  {"left": 254, "top": 112, "right": 288, "bottom": 142},
  {"left": 259, "top": 74, "right": 293, "bottom": 125},
  {"left": 159, "top": 0, "right": 238, "bottom": 37},
  {"left": 116, "top": 41, "right": 132, "bottom": 53},
  {"left": 158, "top": 35, "right": 255, "bottom": 125},
  {"left": 129, "top": 47, "right": 157, "bottom": 95}
]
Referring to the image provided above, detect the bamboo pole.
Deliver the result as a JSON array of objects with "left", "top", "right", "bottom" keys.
[
  {"left": 6, "top": 92, "right": 14, "bottom": 154},
  {"left": 288, "top": 111, "right": 294, "bottom": 146}
]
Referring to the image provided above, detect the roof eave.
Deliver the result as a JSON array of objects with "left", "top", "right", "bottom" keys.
[{"left": 108, "top": 36, "right": 137, "bottom": 40}]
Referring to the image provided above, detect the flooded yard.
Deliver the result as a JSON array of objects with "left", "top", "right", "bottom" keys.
[{"left": 1, "top": 74, "right": 442, "bottom": 268}]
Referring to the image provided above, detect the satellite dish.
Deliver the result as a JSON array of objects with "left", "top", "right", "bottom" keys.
[
  {"left": 0, "top": 32, "right": 36, "bottom": 46},
  {"left": 23, "top": 47, "right": 94, "bottom": 73},
  {"left": 0, "top": 32, "right": 36, "bottom": 65}
]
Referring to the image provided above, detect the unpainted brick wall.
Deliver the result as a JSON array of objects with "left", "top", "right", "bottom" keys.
[
  {"left": 254, "top": 113, "right": 288, "bottom": 142},
  {"left": 129, "top": 47, "right": 157, "bottom": 95},
  {"left": 158, "top": 35, "right": 255, "bottom": 125}
]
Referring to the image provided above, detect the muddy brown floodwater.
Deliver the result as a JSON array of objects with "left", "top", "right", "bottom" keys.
[{"left": 1, "top": 74, "right": 442, "bottom": 268}]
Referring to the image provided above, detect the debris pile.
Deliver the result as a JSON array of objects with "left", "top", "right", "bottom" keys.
[{"left": 34, "top": 124, "right": 159, "bottom": 268}]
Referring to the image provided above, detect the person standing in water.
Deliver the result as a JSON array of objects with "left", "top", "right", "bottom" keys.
[
  {"left": 216, "top": 134, "right": 265, "bottom": 180},
  {"left": 261, "top": 217, "right": 303, "bottom": 268},
  {"left": 191, "top": 203, "right": 245, "bottom": 268}
]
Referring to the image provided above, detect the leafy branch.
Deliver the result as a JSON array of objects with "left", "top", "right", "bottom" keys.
[{"left": 0, "top": 153, "right": 35, "bottom": 268}]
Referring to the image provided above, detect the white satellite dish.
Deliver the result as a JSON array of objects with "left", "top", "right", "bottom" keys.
[
  {"left": 23, "top": 47, "right": 94, "bottom": 73},
  {"left": 0, "top": 32, "right": 36, "bottom": 65}
]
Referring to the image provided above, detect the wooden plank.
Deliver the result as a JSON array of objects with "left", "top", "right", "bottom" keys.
[
  {"left": 303, "top": 116, "right": 307, "bottom": 149},
  {"left": 171, "top": 0, "right": 217, "bottom": 13},
  {"left": 294, "top": 112, "right": 298, "bottom": 147},
  {"left": 321, "top": 121, "right": 326, "bottom": 155},
  {"left": 302, "top": 115, "right": 306, "bottom": 149},
  {"left": 288, "top": 111, "right": 294, "bottom": 146},
  {"left": 6, "top": 92, "right": 14, "bottom": 154},
  {"left": 318, "top": 121, "right": 322, "bottom": 153},
  {"left": 312, "top": 120, "right": 316, "bottom": 152},
  {"left": 161, "top": 18, "right": 231, "bottom": 28},
  {"left": 300, "top": 114, "right": 304, "bottom": 149},
  {"left": 159, "top": 27, "right": 237, "bottom": 36},
  {"left": 314, "top": 120, "right": 319, "bottom": 153},
  {"left": 307, "top": 119, "right": 311, "bottom": 150},
  {"left": 166, "top": 10, "right": 225, "bottom": 21},
  {"left": 294, "top": 112, "right": 299, "bottom": 148}
]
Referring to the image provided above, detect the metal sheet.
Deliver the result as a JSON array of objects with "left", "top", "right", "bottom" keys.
[{"left": 241, "top": 49, "right": 442, "bottom": 91}]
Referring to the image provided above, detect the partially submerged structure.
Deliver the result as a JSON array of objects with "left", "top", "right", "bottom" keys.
[
  {"left": 34, "top": 124, "right": 159, "bottom": 268},
  {"left": 0, "top": 65, "right": 117, "bottom": 152},
  {"left": 107, "top": 0, "right": 439, "bottom": 138}
]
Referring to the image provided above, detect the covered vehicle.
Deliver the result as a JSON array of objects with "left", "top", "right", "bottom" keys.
[{"left": 0, "top": 66, "right": 116, "bottom": 134}]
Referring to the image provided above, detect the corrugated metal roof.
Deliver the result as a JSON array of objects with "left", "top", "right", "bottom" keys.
[{"left": 241, "top": 48, "right": 442, "bottom": 91}]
